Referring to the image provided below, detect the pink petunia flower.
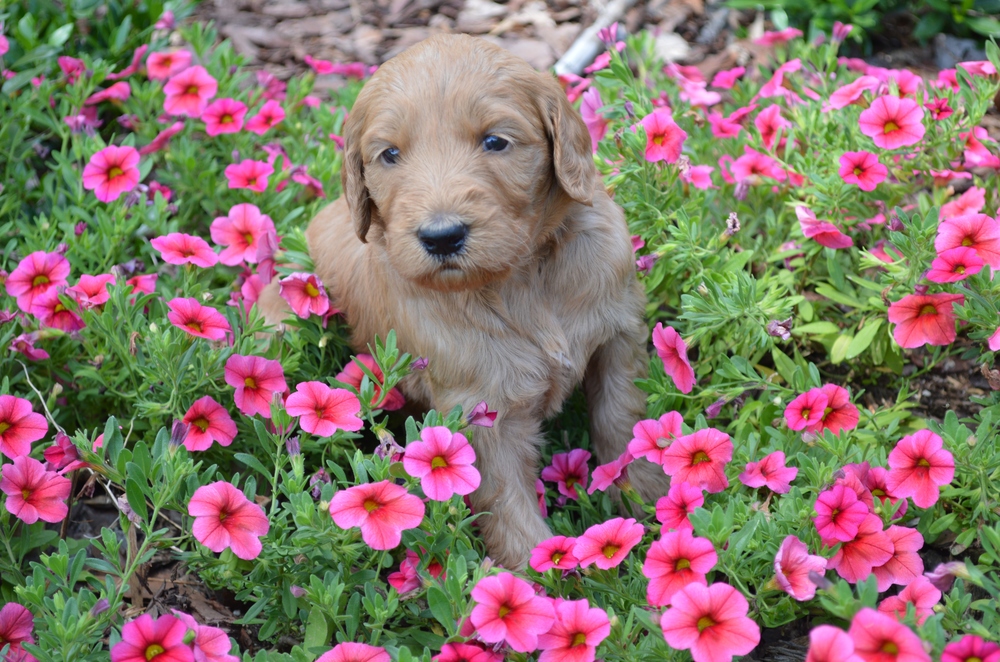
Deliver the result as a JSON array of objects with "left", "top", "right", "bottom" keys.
[
  {"left": 731, "top": 147, "right": 787, "bottom": 183},
  {"left": 66, "top": 273, "right": 116, "bottom": 309},
  {"left": 82, "top": 145, "right": 140, "bottom": 203},
  {"left": 201, "top": 97, "right": 247, "bottom": 136},
  {"left": 813, "top": 484, "right": 870, "bottom": 546},
  {"left": 574, "top": 517, "right": 644, "bottom": 570},
  {"left": 942, "top": 635, "right": 1000, "bottom": 662},
  {"left": 336, "top": 355, "right": 405, "bottom": 410},
  {"left": 924, "top": 97, "right": 954, "bottom": 121},
  {"left": 303, "top": 56, "right": 369, "bottom": 79},
  {"left": 58, "top": 56, "right": 87, "bottom": 83},
  {"left": 926, "top": 247, "right": 983, "bottom": 283},
  {"left": 151, "top": 233, "right": 219, "bottom": 268},
  {"left": 5, "top": 251, "right": 70, "bottom": 314},
  {"left": 848, "top": 608, "right": 930, "bottom": 661},
  {"left": 107, "top": 44, "right": 148, "bottom": 80},
  {"left": 643, "top": 529, "right": 717, "bottom": 607},
  {"left": 210, "top": 203, "right": 276, "bottom": 266},
  {"left": 286, "top": 381, "right": 363, "bottom": 438},
  {"left": 935, "top": 213, "right": 1000, "bottom": 268},
  {"left": 0, "top": 455, "right": 71, "bottom": 524},
  {"left": 315, "top": 643, "right": 390, "bottom": 662},
  {"left": 166, "top": 298, "right": 231, "bottom": 341},
  {"left": 245, "top": 100, "right": 286, "bottom": 135},
  {"left": 433, "top": 643, "right": 500, "bottom": 662},
  {"left": 0, "top": 602, "right": 37, "bottom": 662},
  {"left": 871, "top": 525, "right": 924, "bottom": 591},
  {"left": 170, "top": 610, "right": 239, "bottom": 662},
  {"left": 580, "top": 87, "right": 608, "bottom": 153},
  {"left": 84, "top": 81, "right": 131, "bottom": 105},
  {"left": 681, "top": 164, "right": 715, "bottom": 189},
  {"left": 886, "top": 429, "right": 954, "bottom": 509},
  {"left": 402, "top": 426, "right": 480, "bottom": 501},
  {"left": 628, "top": 411, "right": 683, "bottom": 466},
  {"left": 529, "top": 536, "right": 579, "bottom": 572},
  {"left": 807, "top": 384, "right": 860, "bottom": 435},
  {"left": 44, "top": 432, "right": 83, "bottom": 472},
  {"left": 0, "top": 395, "right": 48, "bottom": 459},
  {"left": 469, "top": 572, "right": 555, "bottom": 653},
  {"left": 859, "top": 96, "right": 925, "bottom": 150},
  {"left": 223, "top": 354, "right": 287, "bottom": 418},
  {"left": 110, "top": 613, "right": 193, "bottom": 662},
  {"left": 638, "top": 108, "right": 687, "bottom": 163},
  {"left": 755, "top": 105, "right": 791, "bottom": 150},
  {"left": 163, "top": 66, "right": 218, "bottom": 117},
  {"left": 9, "top": 333, "right": 50, "bottom": 362},
  {"left": 139, "top": 121, "right": 186, "bottom": 156},
  {"left": 30, "top": 288, "right": 84, "bottom": 332},
  {"left": 739, "top": 451, "right": 797, "bottom": 493},
  {"left": 588, "top": 450, "right": 633, "bottom": 493},
  {"left": 655, "top": 481, "right": 703, "bottom": 532},
  {"left": 279, "top": 273, "right": 331, "bottom": 319},
  {"left": 182, "top": 396, "right": 238, "bottom": 451},
  {"left": 224, "top": 159, "right": 274, "bottom": 193},
  {"left": 540, "top": 449, "right": 591, "bottom": 499},
  {"left": 940, "top": 187, "right": 985, "bottom": 221},
  {"left": 188, "top": 481, "right": 270, "bottom": 560},
  {"left": 146, "top": 50, "right": 192, "bottom": 80},
  {"left": 328, "top": 480, "right": 425, "bottom": 550},
  {"left": 805, "top": 625, "right": 863, "bottom": 662},
  {"left": 537, "top": 598, "right": 611, "bottom": 662},
  {"left": 796, "top": 206, "right": 853, "bottom": 249},
  {"left": 773, "top": 535, "right": 827, "bottom": 601},
  {"left": 660, "top": 428, "right": 732, "bottom": 494},
  {"left": 387, "top": 548, "right": 445, "bottom": 594},
  {"left": 839, "top": 151, "right": 888, "bottom": 191},
  {"left": 652, "top": 323, "right": 696, "bottom": 393},
  {"left": 828, "top": 514, "right": 894, "bottom": 583},
  {"left": 887, "top": 293, "right": 964, "bottom": 348},
  {"left": 711, "top": 67, "right": 745, "bottom": 89},
  {"left": 754, "top": 27, "right": 802, "bottom": 45},
  {"left": 126, "top": 273, "right": 158, "bottom": 297},
  {"left": 827, "top": 75, "right": 880, "bottom": 110},
  {"left": 659, "top": 582, "right": 760, "bottom": 662}
]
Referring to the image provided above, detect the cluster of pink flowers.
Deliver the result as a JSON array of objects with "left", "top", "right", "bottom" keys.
[{"left": 109, "top": 611, "right": 239, "bottom": 662}]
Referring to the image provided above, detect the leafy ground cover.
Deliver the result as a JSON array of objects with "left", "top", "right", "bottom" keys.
[{"left": 2, "top": 2, "right": 1000, "bottom": 661}]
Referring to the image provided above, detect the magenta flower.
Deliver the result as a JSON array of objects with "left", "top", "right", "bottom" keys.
[
  {"left": 681, "top": 164, "right": 715, "bottom": 189},
  {"left": 201, "top": 97, "right": 247, "bottom": 136},
  {"left": 224, "top": 159, "right": 274, "bottom": 193},
  {"left": 0, "top": 455, "right": 71, "bottom": 524},
  {"left": 754, "top": 27, "right": 802, "bottom": 45},
  {"left": 935, "top": 213, "right": 1000, "bottom": 269},
  {"left": 316, "top": 643, "right": 390, "bottom": 662},
  {"left": 814, "top": 483, "right": 871, "bottom": 547},
  {"left": 773, "top": 535, "right": 827, "bottom": 601},
  {"left": 188, "top": 481, "right": 270, "bottom": 560},
  {"left": 638, "top": 108, "right": 687, "bottom": 163},
  {"left": 588, "top": 450, "right": 633, "bottom": 494},
  {"left": 5, "top": 251, "right": 70, "bottom": 315},
  {"left": 286, "top": 381, "right": 363, "bottom": 438},
  {"left": 574, "top": 517, "right": 644, "bottom": 570},
  {"left": 731, "top": 147, "right": 787, "bottom": 183},
  {"left": 939, "top": 186, "right": 985, "bottom": 221},
  {"left": 859, "top": 96, "right": 925, "bottom": 150},
  {"left": 660, "top": 582, "right": 760, "bottom": 662},
  {"left": 942, "top": 636, "right": 1000, "bottom": 662},
  {"left": 808, "top": 384, "right": 860, "bottom": 435},
  {"left": 796, "top": 206, "right": 853, "bottom": 249},
  {"left": 163, "top": 65, "right": 218, "bottom": 117},
  {"left": 210, "top": 203, "right": 275, "bottom": 266},
  {"left": 848, "top": 608, "right": 930, "bottom": 662},
  {"left": 387, "top": 549, "right": 444, "bottom": 594},
  {"left": 139, "top": 121, "right": 186, "bottom": 156},
  {"left": 755, "top": 105, "right": 791, "bottom": 150},
  {"left": 541, "top": 449, "right": 591, "bottom": 499},
  {"left": 827, "top": 76, "right": 880, "bottom": 110},
  {"left": 66, "top": 273, "right": 116, "bottom": 309},
  {"left": 888, "top": 293, "right": 964, "bottom": 348},
  {"left": 10, "top": 332, "right": 50, "bottom": 362},
  {"left": 151, "top": 233, "right": 219, "bottom": 268},
  {"left": 82, "top": 145, "right": 140, "bottom": 203},
  {"left": 580, "top": 87, "right": 608, "bottom": 152},
  {"left": 469, "top": 572, "right": 555, "bottom": 653},
  {"left": 886, "top": 429, "right": 954, "bottom": 508},
  {"left": 224, "top": 354, "right": 287, "bottom": 418},
  {"left": 402, "top": 426, "right": 480, "bottom": 501},
  {"left": 711, "top": 67, "right": 745, "bottom": 89},
  {"left": 537, "top": 598, "right": 611, "bottom": 662},
  {"left": 652, "top": 323, "right": 696, "bottom": 393},
  {"left": 329, "top": 480, "right": 425, "bottom": 550},
  {"left": 839, "top": 151, "right": 887, "bottom": 191},
  {"left": 126, "top": 274, "right": 158, "bottom": 297},
  {"left": 166, "top": 298, "right": 231, "bottom": 341},
  {"left": 182, "top": 396, "right": 237, "bottom": 451},
  {"left": 32, "top": 288, "right": 85, "bottom": 332},
  {"left": 0, "top": 603, "right": 36, "bottom": 662},
  {"left": 828, "top": 514, "right": 894, "bottom": 583},
  {"left": 871, "top": 525, "right": 924, "bottom": 591},
  {"left": 643, "top": 529, "right": 717, "bottom": 607},
  {"left": 739, "top": 451, "right": 798, "bottom": 493},
  {"left": 628, "top": 411, "right": 684, "bottom": 466},
  {"left": 926, "top": 247, "right": 983, "bottom": 283},
  {"left": 110, "top": 613, "right": 193, "bottom": 662},
  {"left": 655, "top": 481, "right": 703, "bottom": 532},
  {"left": 336, "top": 355, "right": 405, "bottom": 410},
  {"left": 245, "top": 100, "right": 286, "bottom": 135},
  {"left": 785, "top": 389, "right": 829, "bottom": 431},
  {"left": 805, "top": 625, "right": 863, "bottom": 662},
  {"left": 660, "top": 428, "right": 732, "bottom": 494},
  {"left": 146, "top": 50, "right": 192, "bottom": 80},
  {"left": 84, "top": 81, "right": 131, "bottom": 105},
  {"left": 529, "top": 536, "right": 579, "bottom": 572},
  {"left": 0, "top": 395, "right": 48, "bottom": 459},
  {"left": 279, "top": 273, "right": 331, "bottom": 319},
  {"left": 170, "top": 610, "right": 238, "bottom": 662},
  {"left": 879, "top": 575, "right": 940, "bottom": 625}
]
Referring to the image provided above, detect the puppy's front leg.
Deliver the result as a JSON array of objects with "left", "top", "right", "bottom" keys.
[
  {"left": 584, "top": 323, "right": 672, "bottom": 502},
  {"left": 466, "top": 413, "right": 552, "bottom": 569}
]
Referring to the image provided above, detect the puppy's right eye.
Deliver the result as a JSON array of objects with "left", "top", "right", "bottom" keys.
[{"left": 380, "top": 147, "right": 400, "bottom": 165}]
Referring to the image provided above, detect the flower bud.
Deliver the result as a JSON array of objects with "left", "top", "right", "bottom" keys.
[
  {"left": 90, "top": 598, "right": 110, "bottom": 617},
  {"left": 169, "top": 420, "right": 189, "bottom": 448}
]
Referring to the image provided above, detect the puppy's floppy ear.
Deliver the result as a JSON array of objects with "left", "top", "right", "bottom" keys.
[
  {"left": 539, "top": 74, "right": 595, "bottom": 206},
  {"left": 341, "top": 102, "right": 373, "bottom": 243}
]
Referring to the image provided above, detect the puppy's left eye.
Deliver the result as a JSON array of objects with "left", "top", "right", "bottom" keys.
[{"left": 482, "top": 135, "right": 509, "bottom": 152}]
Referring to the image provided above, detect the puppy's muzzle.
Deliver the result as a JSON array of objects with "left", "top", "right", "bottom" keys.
[{"left": 417, "top": 219, "right": 468, "bottom": 258}]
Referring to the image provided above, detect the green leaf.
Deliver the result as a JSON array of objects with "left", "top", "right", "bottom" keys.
[
  {"left": 830, "top": 334, "right": 853, "bottom": 364},
  {"left": 427, "top": 586, "right": 455, "bottom": 633},
  {"left": 846, "top": 319, "right": 883, "bottom": 359},
  {"left": 235, "top": 452, "right": 272, "bottom": 478},
  {"left": 111, "top": 15, "right": 133, "bottom": 54},
  {"left": 771, "top": 348, "right": 798, "bottom": 385},
  {"left": 48, "top": 24, "right": 74, "bottom": 47},
  {"left": 815, "top": 284, "right": 864, "bottom": 309},
  {"left": 125, "top": 478, "right": 148, "bottom": 522},
  {"left": 793, "top": 322, "right": 840, "bottom": 335},
  {"left": 303, "top": 606, "right": 328, "bottom": 650},
  {"left": 968, "top": 16, "right": 1000, "bottom": 36}
]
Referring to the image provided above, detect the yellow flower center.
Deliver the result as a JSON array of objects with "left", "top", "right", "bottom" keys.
[
  {"left": 108, "top": 166, "right": 124, "bottom": 179},
  {"left": 882, "top": 642, "right": 899, "bottom": 655},
  {"left": 244, "top": 233, "right": 255, "bottom": 245},
  {"left": 571, "top": 632, "right": 587, "bottom": 647},
  {"left": 919, "top": 305, "right": 938, "bottom": 316},
  {"left": 145, "top": 644, "right": 166, "bottom": 660},
  {"left": 186, "top": 85, "right": 199, "bottom": 95},
  {"left": 956, "top": 266, "right": 965, "bottom": 274},
  {"left": 497, "top": 605, "right": 511, "bottom": 618},
  {"left": 54, "top": 302, "right": 66, "bottom": 313},
  {"left": 602, "top": 544, "right": 620, "bottom": 559},
  {"left": 565, "top": 477, "right": 577, "bottom": 489},
  {"left": 962, "top": 238, "right": 973, "bottom": 247},
  {"left": 675, "top": 558, "right": 691, "bottom": 571},
  {"left": 430, "top": 456, "right": 448, "bottom": 469},
  {"left": 244, "top": 377, "right": 257, "bottom": 388},
  {"left": 219, "top": 511, "right": 227, "bottom": 522},
  {"left": 883, "top": 121, "right": 900, "bottom": 133},
  {"left": 917, "top": 458, "right": 931, "bottom": 467},
  {"left": 363, "top": 499, "right": 380, "bottom": 512},
  {"left": 0, "top": 422, "right": 10, "bottom": 435},
  {"left": 32, "top": 275, "right": 49, "bottom": 287},
  {"left": 221, "top": 114, "right": 233, "bottom": 124},
  {"left": 192, "top": 417, "right": 210, "bottom": 432},
  {"left": 696, "top": 616, "right": 715, "bottom": 632},
  {"left": 187, "top": 321, "right": 202, "bottom": 333},
  {"left": 692, "top": 451, "right": 710, "bottom": 465},
  {"left": 22, "top": 488, "right": 31, "bottom": 500},
  {"left": 305, "top": 281, "right": 321, "bottom": 297},
  {"left": 653, "top": 135, "right": 665, "bottom": 146},
  {"left": 551, "top": 551, "right": 565, "bottom": 564},
  {"left": 854, "top": 167, "right": 863, "bottom": 176}
]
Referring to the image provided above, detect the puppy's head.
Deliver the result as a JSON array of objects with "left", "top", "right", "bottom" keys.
[{"left": 341, "top": 34, "right": 595, "bottom": 292}]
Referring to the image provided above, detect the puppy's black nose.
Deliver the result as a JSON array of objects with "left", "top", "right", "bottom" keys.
[{"left": 418, "top": 223, "right": 467, "bottom": 257}]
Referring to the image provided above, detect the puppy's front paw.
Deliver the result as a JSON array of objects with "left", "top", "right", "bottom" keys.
[
  {"left": 480, "top": 503, "right": 552, "bottom": 570},
  {"left": 627, "top": 457, "right": 672, "bottom": 504}
]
